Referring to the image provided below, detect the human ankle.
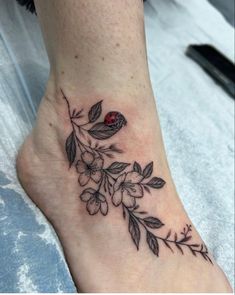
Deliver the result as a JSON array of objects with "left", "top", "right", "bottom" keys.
[
  {"left": 39, "top": 84, "right": 209, "bottom": 251},
  {"left": 35, "top": 79, "right": 161, "bottom": 158},
  {"left": 17, "top": 82, "right": 234, "bottom": 292}
]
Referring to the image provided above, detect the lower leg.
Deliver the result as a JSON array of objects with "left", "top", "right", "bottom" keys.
[{"left": 17, "top": 0, "right": 232, "bottom": 292}]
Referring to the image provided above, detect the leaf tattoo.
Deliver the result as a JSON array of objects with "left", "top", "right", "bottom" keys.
[
  {"left": 88, "top": 101, "right": 102, "bottom": 123},
  {"left": 129, "top": 214, "right": 141, "bottom": 250},
  {"left": 88, "top": 122, "right": 118, "bottom": 140},
  {"left": 142, "top": 162, "right": 153, "bottom": 178},
  {"left": 133, "top": 161, "right": 142, "bottom": 174},
  {"left": 147, "top": 231, "right": 159, "bottom": 256},
  {"left": 143, "top": 217, "right": 164, "bottom": 229},
  {"left": 65, "top": 131, "right": 76, "bottom": 167},
  {"left": 106, "top": 162, "right": 130, "bottom": 174},
  {"left": 147, "top": 177, "right": 165, "bottom": 189},
  {"left": 62, "top": 89, "right": 213, "bottom": 264}
]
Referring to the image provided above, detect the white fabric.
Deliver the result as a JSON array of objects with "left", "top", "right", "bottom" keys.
[{"left": 0, "top": 0, "right": 234, "bottom": 290}]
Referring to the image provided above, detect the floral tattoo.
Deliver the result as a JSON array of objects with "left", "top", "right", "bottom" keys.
[{"left": 62, "top": 89, "right": 212, "bottom": 263}]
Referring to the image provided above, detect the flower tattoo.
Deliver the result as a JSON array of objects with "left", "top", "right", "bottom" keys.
[
  {"left": 62, "top": 89, "right": 212, "bottom": 264},
  {"left": 76, "top": 152, "right": 103, "bottom": 186},
  {"left": 80, "top": 188, "right": 108, "bottom": 216},
  {"left": 112, "top": 172, "right": 143, "bottom": 207}
]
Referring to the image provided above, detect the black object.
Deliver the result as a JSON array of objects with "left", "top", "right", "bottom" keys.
[
  {"left": 16, "top": 0, "right": 147, "bottom": 14},
  {"left": 186, "top": 44, "right": 235, "bottom": 98},
  {"left": 16, "top": 0, "right": 36, "bottom": 14}
]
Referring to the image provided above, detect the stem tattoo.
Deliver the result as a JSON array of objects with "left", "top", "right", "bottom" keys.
[{"left": 62, "top": 89, "right": 212, "bottom": 264}]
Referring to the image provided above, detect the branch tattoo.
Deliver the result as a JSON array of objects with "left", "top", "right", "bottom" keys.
[{"left": 62, "top": 89, "right": 212, "bottom": 263}]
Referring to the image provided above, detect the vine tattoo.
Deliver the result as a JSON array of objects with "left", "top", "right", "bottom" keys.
[{"left": 62, "top": 89, "right": 212, "bottom": 263}]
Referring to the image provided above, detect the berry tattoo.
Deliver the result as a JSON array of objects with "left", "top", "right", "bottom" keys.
[{"left": 62, "top": 89, "right": 212, "bottom": 263}]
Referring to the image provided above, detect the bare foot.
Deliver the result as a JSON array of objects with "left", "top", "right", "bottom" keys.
[
  {"left": 16, "top": 0, "right": 233, "bottom": 291},
  {"left": 17, "top": 89, "right": 232, "bottom": 292}
]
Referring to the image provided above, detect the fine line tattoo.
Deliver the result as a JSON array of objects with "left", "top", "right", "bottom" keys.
[{"left": 61, "top": 89, "right": 212, "bottom": 263}]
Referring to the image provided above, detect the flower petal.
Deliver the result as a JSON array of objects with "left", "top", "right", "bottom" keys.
[
  {"left": 85, "top": 188, "right": 96, "bottom": 194},
  {"left": 80, "top": 188, "right": 95, "bottom": 202},
  {"left": 91, "top": 170, "right": 102, "bottom": 183},
  {"left": 126, "top": 183, "right": 143, "bottom": 198},
  {"left": 87, "top": 197, "right": 100, "bottom": 215},
  {"left": 80, "top": 191, "right": 92, "bottom": 202},
  {"left": 122, "top": 190, "right": 136, "bottom": 207},
  {"left": 125, "top": 171, "right": 142, "bottom": 183},
  {"left": 92, "top": 157, "right": 104, "bottom": 170},
  {"left": 78, "top": 172, "right": 90, "bottom": 186},
  {"left": 100, "top": 202, "right": 108, "bottom": 216},
  {"left": 98, "top": 193, "right": 106, "bottom": 202},
  {"left": 76, "top": 160, "right": 87, "bottom": 173},
  {"left": 112, "top": 191, "right": 122, "bottom": 206},
  {"left": 114, "top": 173, "right": 126, "bottom": 192},
  {"left": 81, "top": 151, "right": 94, "bottom": 165}
]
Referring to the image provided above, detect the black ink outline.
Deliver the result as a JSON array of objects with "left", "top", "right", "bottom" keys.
[{"left": 62, "top": 89, "right": 213, "bottom": 264}]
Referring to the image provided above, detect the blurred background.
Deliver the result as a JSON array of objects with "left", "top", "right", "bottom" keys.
[
  {"left": 0, "top": 0, "right": 234, "bottom": 292},
  {"left": 209, "top": 0, "right": 234, "bottom": 27}
]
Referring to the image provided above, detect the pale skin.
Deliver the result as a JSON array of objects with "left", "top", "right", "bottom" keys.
[{"left": 16, "top": 0, "right": 232, "bottom": 292}]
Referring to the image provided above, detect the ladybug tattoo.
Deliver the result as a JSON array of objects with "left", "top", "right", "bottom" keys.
[
  {"left": 104, "top": 111, "right": 127, "bottom": 131},
  {"left": 87, "top": 102, "right": 127, "bottom": 140}
]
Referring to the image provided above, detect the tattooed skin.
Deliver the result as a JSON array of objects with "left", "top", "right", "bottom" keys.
[{"left": 61, "top": 89, "right": 212, "bottom": 263}]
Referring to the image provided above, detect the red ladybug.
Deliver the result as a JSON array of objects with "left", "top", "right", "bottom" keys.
[{"left": 104, "top": 111, "right": 127, "bottom": 130}]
